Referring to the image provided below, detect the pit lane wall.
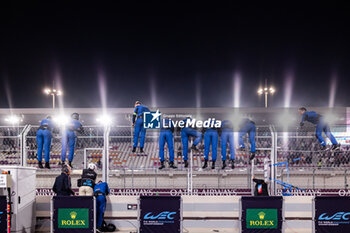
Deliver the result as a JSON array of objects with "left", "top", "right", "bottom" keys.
[{"left": 36, "top": 195, "right": 313, "bottom": 233}]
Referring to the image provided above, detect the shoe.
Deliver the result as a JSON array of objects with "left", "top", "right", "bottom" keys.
[
  {"left": 191, "top": 144, "right": 199, "bottom": 151},
  {"left": 202, "top": 159, "right": 208, "bottom": 169},
  {"left": 331, "top": 144, "right": 340, "bottom": 151},
  {"left": 68, "top": 161, "right": 73, "bottom": 168},
  {"left": 221, "top": 160, "right": 226, "bottom": 169},
  {"left": 169, "top": 161, "right": 177, "bottom": 169},
  {"left": 320, "top": 145, "right": 327, "bottom": 151},
  {"left": 211, "top": 161, "right": 216, "bottom": 169},
  {"left": 249, "top": 152, "right": 256, "bottom": 160},
  {"left": 45, "top": 162, "right": 51, "bottom": 169},
  {"left": 58, "top": 161, "right": 65, "bottom": 167},
  {"left": 239, "top": 146, "right": 245, "bottom": 152},
  {"left": 159, "top": 161, "right": 165, "bottom": 170},
  {"left": 38, "top": 161, "right": 44, "bottom": 169},
  {"left": 140, "top": 147, "right": 144, "bottom": 153},
  {"left": 231, "top": 159, "right": 235, "bottom": 169},
  {"left": 184, "top": 160, "right": 189, "bottom": 168},
  {"left": 132, "top": 147, "right": 136, "bottom": 153},
  {"left": 96, "top": 227, "right": 102, "bottom": 233}
]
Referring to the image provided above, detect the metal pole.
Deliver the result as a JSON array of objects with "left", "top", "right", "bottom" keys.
[
  {"left": 265, "top": 92, "right": 268, "bottom": 108},
  {"left": 270, "top": 125, "right": 277, "bottom": 195},
  {"left": 102, "top": 125, "right": 110, "bottom": 183},
  {"left": 52, "top": 94, "right": 55, "bottom": 109},
  {"left": 187, "top": 139, "right": 193, "bottom": 195},
  {"left": 20, "top": 125, "right": 31, "bottom": 166}
]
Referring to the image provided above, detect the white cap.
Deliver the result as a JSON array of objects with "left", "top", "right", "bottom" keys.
[{"left": 88, "top": 163, "right": 96, "bottom": 170}]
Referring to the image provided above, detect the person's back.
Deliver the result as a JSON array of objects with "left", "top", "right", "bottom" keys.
[
  {"left": 94, "top": 182, "right": 110, "bottom": 195},
  {"left": 79, "top": 164, "right": 97, "bottom": 196},
  {"left": 94, "top": 181, "right": 110, "bottom": 231},
  {"left": 67, "top": 119, "right": 83, "bottom": 132},
  {"left": 53, "top": 166, "right": 74, "bottom": 196},
  {"left": 301, "top": 111, "right": 321, "bottom": 125},
  {"left": 39, "top": 118, "right": 54, "bottom": 131},
  {"left": 134, "top": 104, "right": 150, "bottom": 117},
  {"left": 132, "top": 101, "right": 150, "bottom": 153},
  {"left": 82, "top": 168, "right": 97, "bottom": 181}
]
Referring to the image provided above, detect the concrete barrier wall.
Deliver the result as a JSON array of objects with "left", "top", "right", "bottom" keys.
[{"left": 36, "top": 195, "right": 314, "bottom": 233}]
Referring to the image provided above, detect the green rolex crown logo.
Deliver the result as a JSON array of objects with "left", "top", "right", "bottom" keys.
[
  {"left": 258, "top": 212, "right": 265, "bottom": 220},
  {"left": 70, "top": 211, "right": 77, "bottom": 219}
]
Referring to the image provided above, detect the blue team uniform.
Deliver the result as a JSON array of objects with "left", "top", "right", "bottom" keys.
[
  {"left": 181, "top": 119, "right": 202, "bottom": 161},
  {"left": 94, "top": 182, "right": 110, "bottom": 228},
  {"left": 300, "top": 111, "right": 338, "bottom": 146},
  {"left": 159, "top": 119, "right": 175, "bottom": 162},
  {"left": 204, "top": 128, "right": 219, "bottom": 161},
  {"left": 37, "top": 118, "right": 55, "bottom": 162},
  {"left": 61, "top": 119, "right": 82, "bottom": 162},
  {"left": 238, "top": 119, "right": 256, "bottom": 153},
  {"left": 221, "top": 120, "right": 235, "bottom": 161},
  {"left": 133, "top": 104, "right": 150, "bottom": 148}
]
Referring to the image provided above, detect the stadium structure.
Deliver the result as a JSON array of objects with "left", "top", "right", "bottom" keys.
[{"left": 0, "top": 107, "right": 349, "bottom": 233}]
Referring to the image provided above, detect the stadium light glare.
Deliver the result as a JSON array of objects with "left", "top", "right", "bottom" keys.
[
  {"left": 96, "top": 115, "right": 113, "bottom": 125},
  {"left": 43, "top": 87, "right": 63, "bottom": 109},
  {"left": 53, "top": 115, "right": 69, "bottom": 126},
  {"left": 4, "top": 115, "right": 22, "bottom": 124},
  {"left": 257, "top": 81, "right": 276, "bottom": 108}
]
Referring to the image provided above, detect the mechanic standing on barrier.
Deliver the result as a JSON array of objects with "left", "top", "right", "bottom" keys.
[
  {"left": 220, "top": 120, "right": 235, "bottom": 169},
  {"left": 238, "top": 118, "right": 256, "bottom": 160},
  {"left": 132, "top": 101, "right": 150, "bottom": 153},
  {"left": 181, "top": 118, "right": 202, "bottom": 168},
  {"left": 52, "top": 164, "right": 75, "bottom": 196},
  {"left": 61, "top": 113, "right": 83, "bottom": 168},
  {"left": 78, "top": 163, "right": 97, "bottom": 196},
  {"left": 94, "top": 181, "right": 110, "bottom": 232},
  {"left": 298, "top": 107, "right": 340, "bottom": 151},
  {"left": 159, "top": 118, "right": 177, "bottom": 169},
  {"left": 37, "top": 115, "right": 55, "bottom": 169},
  {"left": 202, "top": 123, "right": 219, "bottom": 169}
]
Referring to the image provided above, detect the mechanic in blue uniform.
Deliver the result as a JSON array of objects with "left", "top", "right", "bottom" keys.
[
  {"left": 37, "top": 116, "right": 55, "bottom": 169},
  {"left": 299, "top": 107, "right": 340, "bottom": 151},
  {"left": 181, "top": 118, "right": 202, "bottom": 168},
  {"left": 202, "top": 123, "right": 219, "bottom": 169},
  {"left": 94, "top": 181, "right": 110, "bottom": 232},
  {"left": 159, "top": 118, "right": 177, "bottom": 169},
  {"left": 61, "top": 113, "right": 83, "bottom": 168},
  {"left": 132, "top": 101, "right": 150, "bottom": 153},
  {"left": 238, "top": 118, "right": 256, "bottom": 160},
  {"left": 221, "top": 120, "right": 235, "bottom": 169}
]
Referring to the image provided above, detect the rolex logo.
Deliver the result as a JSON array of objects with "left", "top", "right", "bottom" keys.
[
  {"left": 70, "top": 211, "right": 77, "bottom": 219},
  {"left": 258, "top": 212, "right": 265, "bottom": 220}
]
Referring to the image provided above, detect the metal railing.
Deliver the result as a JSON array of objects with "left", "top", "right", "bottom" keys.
[{"left": 2, "top": 123, "right": 349, "bottom": 194}]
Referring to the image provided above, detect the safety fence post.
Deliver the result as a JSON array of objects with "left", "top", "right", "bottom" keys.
[
  {"left": 269, "top": 125, "right": 277, "bottom": 196},
  {"left": 187, "top": 139, "right": 193, "bottom": 195},
  {"left": 21, "top": 124, "right": 31, "bottom": 166},
  {"left": 102, "top": 125, "right": 111, "bottom": 183}
]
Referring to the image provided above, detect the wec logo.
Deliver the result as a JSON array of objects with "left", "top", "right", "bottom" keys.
[
  {"left": 144, "top": 211, "right": 176, "bottom": 220},
  {"left": 318, "top": 212, "right": 350, "bottom": 221}
]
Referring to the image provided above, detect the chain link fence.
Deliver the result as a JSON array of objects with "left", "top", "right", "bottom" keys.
[
  {"left": 5, "top": 120, "right": 350, "bottom": 192},
  {"left": 0, "top": 126, "right": 24, "bottom": 166},
  {"left": 275, "top": 125, "right": 350, "bottom": 191},
  {"left": 26, "top": 125, "right": 105, "bottom": 170}
]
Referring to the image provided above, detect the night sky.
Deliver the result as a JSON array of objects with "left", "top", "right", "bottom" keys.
[{"left": 0, "top": 2, "right": 349, "bottom": 108}]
